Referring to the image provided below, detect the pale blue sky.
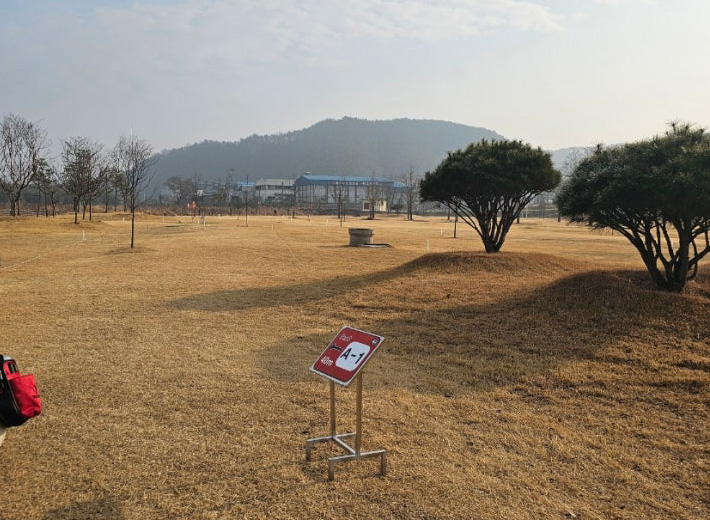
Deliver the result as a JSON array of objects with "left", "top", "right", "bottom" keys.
[{"left": 1, "top": 0, "right": 708, "bottom": 153}]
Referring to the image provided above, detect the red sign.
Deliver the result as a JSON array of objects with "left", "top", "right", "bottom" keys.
[{"left": 310, "top": 327, "right": 384, "bottom": 386}]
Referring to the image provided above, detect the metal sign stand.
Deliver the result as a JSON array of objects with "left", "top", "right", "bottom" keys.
[{"left": 305, "top": 373, "right": 386, "bottom": 481}]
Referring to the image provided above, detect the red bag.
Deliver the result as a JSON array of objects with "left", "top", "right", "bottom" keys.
[{"left": 0, "top": 355, "right": 42, "bottom": 427}]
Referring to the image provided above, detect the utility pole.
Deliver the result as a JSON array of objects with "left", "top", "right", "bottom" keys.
[{"left": 245, "top": 175, "right": 249, "bottom": 227}]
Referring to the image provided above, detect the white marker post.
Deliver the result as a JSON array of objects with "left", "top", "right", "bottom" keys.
[{"left": 306, "top": 326, "right": 387, "bottom": 481}]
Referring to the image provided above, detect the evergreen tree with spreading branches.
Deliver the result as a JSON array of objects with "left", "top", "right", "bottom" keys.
[
  {"left": 420, "top": 139, "right": 560, "bottom": 252},
  {"left": 557, "top": 122, "right": 710, "bottom": 292}
]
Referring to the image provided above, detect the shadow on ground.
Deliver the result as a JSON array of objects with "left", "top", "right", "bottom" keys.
[
  {"left": 166, "top": 251, "right": 582, "bottom": 312},
  {"left": 43, "top": 496, "right": 122, "bottom": 520},
  {"left": 253, "top": 266, "right": 709, "bottom": 394},
  {"left": 167, "top": 263, "right": 418, "bottom": 312}
]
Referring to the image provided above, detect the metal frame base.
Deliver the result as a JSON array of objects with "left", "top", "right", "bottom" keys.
[
  {"left": 305, "top": 375, "right": 387, "bottom": 481},
  {"left": 306, "top": 432, "right": 387, "bottom": 481}
]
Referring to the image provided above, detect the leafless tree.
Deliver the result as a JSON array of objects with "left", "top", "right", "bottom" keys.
[
  {"left": 100, "top": 166, "right": 118, "bottom": 213},
  {"left": 166, "top": 176, "right": 198, "bottom": 210},
  {"left": 0, "top": 114, "right": 49, "bottom": 216},
  {"left": 224, "top": 170, "right": 234, "bottom": 214},
  {"left": 33, "top": 158, "right": 51, "bottom": 217},
  {"left": 329, "top": 178, "right": 347, "bottom": 225},
  {"left": 404, "top": 167, "right": 419, "bottom": 221},
  {"left": 60, "top": 137, "right": 105, "bottom": 224},
  {"left": 209, "top": 180, "right": 231, "bottom": 211},
  {"left": 111, "top": 169, "right": 130, "bottom": 212},
  {"left": 36, "top": 158, "right": 62, "bottom": 217},
  {"left": 383, "top": 180, "right": 397, "bottom": 215},
  {"left": 365, "top": 172, "right": 382, "bottom": 220},
  {"left": 114, "top": 135, "right": 156, "bottom": 248}
]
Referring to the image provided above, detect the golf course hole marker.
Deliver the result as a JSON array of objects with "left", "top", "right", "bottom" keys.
[{"left": 306, "top": 326, "right": 387, "bottom": 481}]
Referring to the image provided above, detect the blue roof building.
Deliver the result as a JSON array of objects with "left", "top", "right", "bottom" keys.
[{"left": 293, "top": 174, "right": 407, "bottom": 214}]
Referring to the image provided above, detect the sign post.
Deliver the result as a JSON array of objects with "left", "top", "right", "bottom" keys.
[{"left": 306, "top": 326, "right": 387, "bottom": 481}]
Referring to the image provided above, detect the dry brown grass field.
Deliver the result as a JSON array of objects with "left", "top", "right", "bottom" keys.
[{"left": 0, "top": 213, "right": 708, "bottom": 520}]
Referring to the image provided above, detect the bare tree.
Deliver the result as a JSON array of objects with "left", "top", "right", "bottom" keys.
[
  {"left": 35, "top": 158, "right": 62, "bottom": 217},
  {"left": 224, "top": 170, "right": 234, "bottom": 214},
  {"left": 114, "top": 135, "right": 156, "bottom": 248},
  {"left": 404, "top": 167, "right": 419, "bottom": 221},
  {"left": 43, "top": 164, "right": 63, "bottom": 217},
  {"left": 209, "top": 180, "right": 231, "bottom": 211},
  {"left": 383, "top": 180, "right": 397, "bottom": 215},
  {"left": 364, "top": 172, "right": 382, "bottom": 220},
  {"left": 100, "top": 166, "right": 118, "bottom": 213},
  {"left": 83, "top": 149, "right": 106, "bottom": 221},
  {"left": 111, "top": 169, "right": 130, "bottom": 212},
  {"left": 61, "top": 137, "right": 104, "bottom": 224},
  {"left": 33, "top": 158, "right": 51, "bottom": 217},
  {"left": 329, "top": 178, "right": 347, "bottom": 225},
  {"left": 166, "top": 176, "right": 198, "bottom": 210},
  {"left": 0, "top": 114, "right": 48, "bottom": 216}
]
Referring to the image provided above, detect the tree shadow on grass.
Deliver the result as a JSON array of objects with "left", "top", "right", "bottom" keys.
[
  {"left": 43, "top": 496, "right": 122, "bottom": 520},
  {"left": 166, "top": 251, "right": 580, "bottom": 313},
  {"left": 253, "top": 268, "right": 708, "bottom": 395},
  {"left": 166, "top": 263, "right": 418, "bottom": 312}
]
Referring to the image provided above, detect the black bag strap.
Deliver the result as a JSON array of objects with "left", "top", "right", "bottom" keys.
[
  {"left": 0, "top": 356, "right": 10, "bottom": 397},
  {"left": 0, "top": 355, "right": 16, "bottom": 396}
]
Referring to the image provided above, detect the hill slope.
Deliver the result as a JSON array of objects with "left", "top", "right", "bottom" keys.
[{"left": 153, "top": 117, "right": 505, "bottom": 186}]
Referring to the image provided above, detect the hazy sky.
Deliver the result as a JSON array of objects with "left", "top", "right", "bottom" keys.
[{"left": 1, "top": 0, "right": 708, "bottom": 153}]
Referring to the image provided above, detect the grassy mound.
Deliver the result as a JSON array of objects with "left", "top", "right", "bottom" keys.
[{"left": 403, "top": 250, "right": 587, "bottom": 275}]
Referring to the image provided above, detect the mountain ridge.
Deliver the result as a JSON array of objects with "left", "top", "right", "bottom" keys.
[
  {"left": 152, "top": 117, "right": 588, "bottom": 188},
  {"left": 153, "top": 117, "right": 506, "bottom": 186}
]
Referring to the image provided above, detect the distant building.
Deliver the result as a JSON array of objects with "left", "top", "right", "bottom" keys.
[
  {"left": 293, "top": 174, "right": 407, "bottom": 214},
  {"left": 254, "top": 178, "right": 294, "bottom": 205}
]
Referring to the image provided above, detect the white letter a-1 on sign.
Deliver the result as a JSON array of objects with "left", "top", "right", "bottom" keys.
[{"left": 335, "top": 341, "right": 371, "bottom": 372}]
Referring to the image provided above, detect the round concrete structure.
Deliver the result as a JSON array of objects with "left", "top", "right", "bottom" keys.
[{"left": 348, "top": 228, "right": 375, "bottom": 246}]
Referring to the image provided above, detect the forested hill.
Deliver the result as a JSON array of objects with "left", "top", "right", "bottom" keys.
[{"left": 153, "top": 117, "right": 505, "bottom": 185}]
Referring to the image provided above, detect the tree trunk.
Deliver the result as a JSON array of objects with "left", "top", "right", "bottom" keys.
[{"left": 130, "top": 209, "right": 135, "bottom": 248}]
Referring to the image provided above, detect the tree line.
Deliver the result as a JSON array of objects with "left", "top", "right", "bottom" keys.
[
  {"left": 0, "top": 113, "right": 155, "bottom": 248},
  {"left": 421, "top": 123, "right": 710, "bottom": 292}
]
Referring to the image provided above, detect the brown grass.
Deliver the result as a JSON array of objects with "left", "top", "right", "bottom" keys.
[{"left": 0, "top": 213, "right": 708, "bottom": 520}]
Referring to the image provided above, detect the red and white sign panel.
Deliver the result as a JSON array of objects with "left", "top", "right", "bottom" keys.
[{"left": 310, "top": 327, "right": 384, "bottom": 386}]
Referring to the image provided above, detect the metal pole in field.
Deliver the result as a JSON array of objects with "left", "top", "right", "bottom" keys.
[
  {"left": 329, "top": 380, "right": 336, "bottom": 438},
  {"left": 355, "top": 373, "right": 363, "bottom": 455}
]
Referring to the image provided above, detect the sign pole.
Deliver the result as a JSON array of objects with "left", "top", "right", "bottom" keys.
[
  {"left": 329, "top": 380, "right": 336, "bottom": 438},
  {"left": 355, "top": 373, "right": 363, "bottom": 455}
]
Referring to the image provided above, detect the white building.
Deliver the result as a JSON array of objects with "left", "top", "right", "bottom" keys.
[{"left": 253, "top": 178, "right": 294, "bottom": 204}]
